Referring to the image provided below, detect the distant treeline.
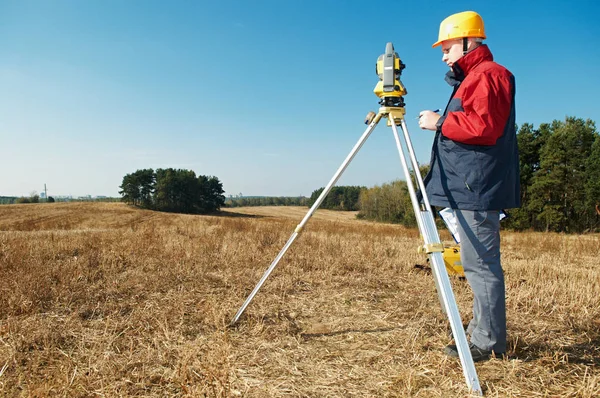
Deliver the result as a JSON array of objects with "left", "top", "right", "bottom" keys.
[
  {"left": 67, "top": 197, "right": 121, "bottom": 203},
  {"left": 0, "top": 195, "right": 46, "bottom": 204},
  {"left": 225, "top": 196, "right": 309, "bottom": 207},
  {"left": 119, "top": 168, "right": 225, "bottom": 214},
  {"left": 0, "top": 195, "right": 120, "bottom": 205},
  {"left": 0, "top": 196, "right": 17, "bottom": 204},
  {"left": 224, "top": 187, "right": 364, "bottom": 210},
  {"left": 307, "top": 186, "right": 365, "bottom": 211}
]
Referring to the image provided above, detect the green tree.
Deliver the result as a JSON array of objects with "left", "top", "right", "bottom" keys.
[
  {"left": 154, "top": 168, "right": 196, "bottom": 212},
  {"left": 528, "top": 117, "right": 598, "bottom": 232},
  {"left": 197, "top": 175, "right": 225, "bottom": 212},
  {"left": 136, "top": 169, "right": 155, "bottom": 208},
  {"left": 119, "top": 172, "right": 142, "bottom": 205},
  {"left": 584, "top": 132, "right": 600, "bottom": 230},
  {"left": 505, "top": 123, "right": 550, "bottom": 230}
]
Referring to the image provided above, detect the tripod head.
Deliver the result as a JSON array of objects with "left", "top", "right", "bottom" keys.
[{"left": 373, "top": 42, "right": 407, "bottom": 108}]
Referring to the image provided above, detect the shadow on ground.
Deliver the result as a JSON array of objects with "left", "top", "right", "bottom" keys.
[{"left": 213, "top": 211, "right": 265, "bottom": 219}]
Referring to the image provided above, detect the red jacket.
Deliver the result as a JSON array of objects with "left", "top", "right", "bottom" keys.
[{"left": 440, "top": 45, "right": 513, "bottom": 146}]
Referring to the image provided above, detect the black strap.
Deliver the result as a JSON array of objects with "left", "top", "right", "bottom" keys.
[{"left": 462, "top": 38, "right": 469, "bottom": 55}]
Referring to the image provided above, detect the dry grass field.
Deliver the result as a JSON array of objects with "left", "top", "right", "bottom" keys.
[{"left": 0, "top": 202, "right": 598, "bottom": 397}]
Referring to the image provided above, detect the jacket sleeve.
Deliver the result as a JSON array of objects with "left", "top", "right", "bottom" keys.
[{"left": 440, "top": 71, "right": 513, "bottom": 146}]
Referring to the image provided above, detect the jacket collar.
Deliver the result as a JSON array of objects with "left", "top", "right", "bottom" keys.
[
  {"left": 455, "top": 44, "right": 493, "bottom": 76},
  {"left": 445, "top": 44, "right": 494, "bottom": 86}
]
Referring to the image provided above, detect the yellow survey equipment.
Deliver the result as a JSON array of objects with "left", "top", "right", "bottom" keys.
[
  {"left": 373, "top": 43, "right": 407, "bottom": 109},
  {"left": 422, "top": 245, "right": 465, "bottom": 278},
  {"left": 443, "top": 246, "right": 465, "bottom": 278}
]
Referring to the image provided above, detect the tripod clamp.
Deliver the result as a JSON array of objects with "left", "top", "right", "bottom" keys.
[{"left": 418, "top": 242, "right": 445, "bottom": 254}]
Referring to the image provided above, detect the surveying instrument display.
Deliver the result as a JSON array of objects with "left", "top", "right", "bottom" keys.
[{"left": 231, "top": 43, "right": 483, "bottom": 395}]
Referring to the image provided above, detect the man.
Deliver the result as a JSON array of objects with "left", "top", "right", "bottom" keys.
[{"left": 418, "top": 11, "right": 520, "bottom": 361}]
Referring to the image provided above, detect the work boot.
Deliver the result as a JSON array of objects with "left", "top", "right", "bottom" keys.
[{"left": 444, "top": 342, "right": 505, "bottom": 362}]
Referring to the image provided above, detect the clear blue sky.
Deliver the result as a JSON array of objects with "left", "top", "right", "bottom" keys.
[{"left": 2, "top": 0, "right": 599, "bottom": 197}]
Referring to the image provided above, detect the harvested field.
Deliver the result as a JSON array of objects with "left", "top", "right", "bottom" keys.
[{"left": 0, "top": 202, "right": 598, "bottom": 397}]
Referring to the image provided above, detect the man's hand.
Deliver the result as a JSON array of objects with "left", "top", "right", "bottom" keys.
[{"left": 418, "top": 110, "right": 441, "bottom": 131}]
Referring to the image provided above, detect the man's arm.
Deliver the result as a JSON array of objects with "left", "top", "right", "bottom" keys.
[{"left": 440, "top": 71, "right": 513, "bottom": 145}]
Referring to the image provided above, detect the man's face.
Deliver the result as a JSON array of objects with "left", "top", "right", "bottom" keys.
[{"left": 441, "top": 39, "right": 464, "bottom": 69}]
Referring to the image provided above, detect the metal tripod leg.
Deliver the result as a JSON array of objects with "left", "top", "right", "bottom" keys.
[
  {"left": 230, "top": 112, "right": 385, "bottom": 325},
  {"left": 389, "top": 113, "right": 482, "bottom": 395}
]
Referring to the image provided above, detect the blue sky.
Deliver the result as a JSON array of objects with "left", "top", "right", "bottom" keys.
[{"left": 1, "top": 0, "right": 599, "bottom": 197}]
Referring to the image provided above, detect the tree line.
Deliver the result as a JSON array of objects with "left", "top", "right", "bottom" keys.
[
  {"left": 1, "top": 195, "right": 120, "bottom": 205},
  {"left": 222, "top": 186, "right": 363, "bottom": 211},
  {"left": 119, "top": 168, "right": 225, "bottom": 214},
  {"left": 1, "top": 196, "right": 21, "bottom": 204},
  {"left": 307, "top": 186, "right": 364, "bottom": 211},
  {"left": 507, "top": 117, "right": 599, "bottom": 232},
  {"left": 225, "top": 196, "right": 309, "bottom": 207}
]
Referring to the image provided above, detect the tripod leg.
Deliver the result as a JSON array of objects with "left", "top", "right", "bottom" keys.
[
  {"left": 399, "top": 118, "right": 433, "bottom": 212},
  {"left": 389, "top": 118, "right": 444, "bottom": 302},
  {"left": 389, "top": 116, "right": 447, "bottom": 313},
  {"left": 230, "top": 112, "right": 385, "bottom": 325},
  {"left": 389, "top": 115, "right": 482, "bottom": 395}
]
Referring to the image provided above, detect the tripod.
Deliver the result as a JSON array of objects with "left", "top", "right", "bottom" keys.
[{"left": 230, "top": 104, "right": 483, "bottom": 395}]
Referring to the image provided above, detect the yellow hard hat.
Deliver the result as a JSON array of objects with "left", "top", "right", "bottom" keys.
[{"left": 432, "top": 11, "right": 486, "bottom": 48}]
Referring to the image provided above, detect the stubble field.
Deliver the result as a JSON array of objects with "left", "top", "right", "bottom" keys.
[{"left": 0, "top": 202, "right": 598, "bottom": 397}]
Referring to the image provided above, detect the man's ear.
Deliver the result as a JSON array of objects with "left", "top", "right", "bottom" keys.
[{"left": 469, "top": 38, "right": 481, "bottom": 49}]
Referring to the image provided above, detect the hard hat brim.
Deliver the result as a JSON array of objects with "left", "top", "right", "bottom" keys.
[{"left": 431, "top": 34, "right": 486, "bottom": 49}]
